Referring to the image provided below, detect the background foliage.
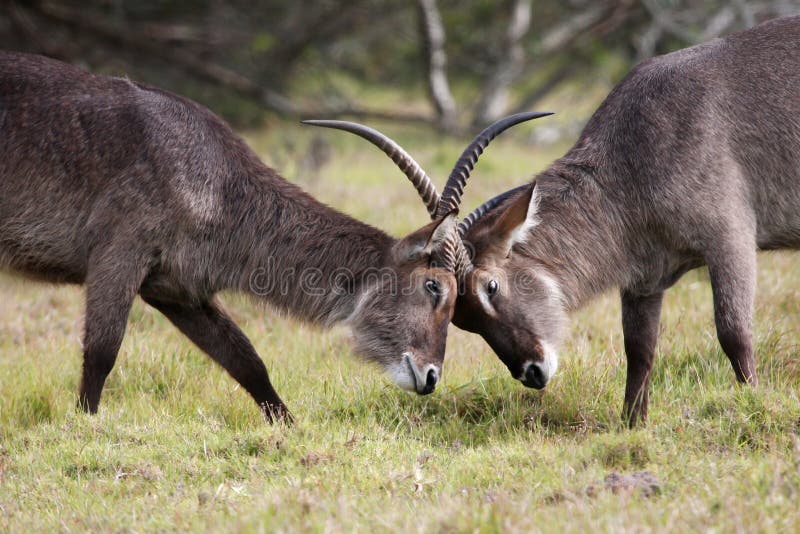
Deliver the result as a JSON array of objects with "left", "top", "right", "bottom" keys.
[{"left": 3, "top": 0, "right": 798, "bottom": 128}]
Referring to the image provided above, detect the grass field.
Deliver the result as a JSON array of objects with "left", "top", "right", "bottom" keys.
[{"left": 1, "top": 87, "right": 800, "bottom": 532}]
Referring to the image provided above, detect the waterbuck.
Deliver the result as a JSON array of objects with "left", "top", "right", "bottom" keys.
[
  {"left": 312, "top": 16, "right": 800, "bottom": 425},
  {"left": 0, "top": 52, "right": 472, "bottom": 422}
]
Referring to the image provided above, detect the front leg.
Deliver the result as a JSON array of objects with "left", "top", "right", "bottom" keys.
[
  {"left": 141, "top": 294, "right": 291, "bottom": 423},
  {"left": 78, "top": 248, "right": 151, "bottom": 413},
  {"left": 620, "top": 290, "right": 664, "bottom": 427}
]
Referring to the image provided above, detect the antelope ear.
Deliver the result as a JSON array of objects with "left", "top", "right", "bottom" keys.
[
  {"left": 490, "top": 184, "right": 538, "bottom": 257},
  {"left": 395, "top": 213, "right": 457, "bottom": 262}
]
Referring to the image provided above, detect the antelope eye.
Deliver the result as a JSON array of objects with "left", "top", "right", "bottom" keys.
[
  {"left": 425, "top": 279, "right": 440, "bottom": 296},
  {"left": 487, "top": 279, "right": 499, "bottom": 297}
]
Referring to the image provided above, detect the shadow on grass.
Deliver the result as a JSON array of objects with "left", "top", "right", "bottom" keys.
[{"left": 327, "top": 374, "right": 622, "bottom": 446}]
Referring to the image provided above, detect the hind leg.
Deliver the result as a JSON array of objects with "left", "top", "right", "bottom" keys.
[
  {"left": 77, "top": 249, "right": 150, "bottom": 413},
  {"left": 706, "top": 237, "right": 758, "bottom": 385},
  {"left": 140, "top": 294, "right": 291, "bottom": 423}
]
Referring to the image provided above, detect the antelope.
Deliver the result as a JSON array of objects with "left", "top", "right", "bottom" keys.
[
  {"left": 0, "top": 52, "right": 474, "bottom": 423},
  {"left": 310, "top": 15, "right": 800, "bottom": 425}
]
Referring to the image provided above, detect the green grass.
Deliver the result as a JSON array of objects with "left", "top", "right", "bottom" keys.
[{"left": 2, "top": 93, "right": 800, "bottom": 531}]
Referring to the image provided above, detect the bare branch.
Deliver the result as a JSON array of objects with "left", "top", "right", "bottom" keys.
[
  {"left": 6, "top": 2, "right": 67, "bottom": 59},
  {"left": 733, "top": 0, "right": 756, "bottom": 27},
  {"left": 642, "top": 1, "right": 737, "bottom": 49},
  {"left": 539, "top": 3, "right": 609, "bottom": 53},
  {"left": 641, "top": 0, "right": 699, "bottom": 43},
  {"left": 508, "top": 1, "right": 634, "bottom": 115},
  {"left": 700, "top": 6, "right": 736, "bottom": 41},
  {"left": 510, "top": 63, "right": 579, "bottom": 114},
  {"left": 635, "top": 21, "right": 664, "bottom": 61},
  {"left": 267, "top": 2, "right": 368, "bottom": 77}
]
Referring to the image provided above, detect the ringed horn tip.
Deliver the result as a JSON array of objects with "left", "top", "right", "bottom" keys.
[
  {"left": 301, "top": 119, "right": 440, "bottom": 217},
  {"left": 435, "top": 111, "right": 553, "bottom": 219}
]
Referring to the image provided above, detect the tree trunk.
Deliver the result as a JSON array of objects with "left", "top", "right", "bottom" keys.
[
  {"left": 417, "top": 0, "right": 458, "bottom": 132},
  {"left": 472, "top": 0, "right": 531, "bottom": 127}
]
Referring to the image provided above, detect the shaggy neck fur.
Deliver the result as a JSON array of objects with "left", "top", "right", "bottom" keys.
[
  {"left": 233, "top": 176, "right": 394, "bottom": 326},
  {"left": 185, "top": 130, "right": 395, "bottom": 326},
  {"left": 479, "top": 159, "right": 631, "bottom": 311}
]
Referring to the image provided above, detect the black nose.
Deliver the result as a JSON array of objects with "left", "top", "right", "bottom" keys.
[
  {"left": 419, "top": 367, "right": 438, "bottom": 395},
  {"left": 522, "top": 362, "right": 547, "bottom": 389}
]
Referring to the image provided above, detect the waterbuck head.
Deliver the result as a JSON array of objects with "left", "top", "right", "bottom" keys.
[
  {"left": 348, "top": 213, "right": 459, "bottom": 394},
  {"left": 307, "top": 113, "right": 560, "bottom": 390},
  {"left": 304, "top": 120, "right": 467, "bottom": 395},
  {"left": 434, "top": 114, "right": 563, "bottom": 390},
  {"left": 454, "top": 182, "right": 566, "bottom": 389}
]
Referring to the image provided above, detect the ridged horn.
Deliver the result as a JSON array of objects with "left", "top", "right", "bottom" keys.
[
  {"left": 452, "top": 238, "right": 472, "bottom": 277},
  {"left": 433, "top": 223, "right": 458, "bottom": 273},
  {"left": 302, "top": 120, "right": 440, "bottom": 217},
  {"left": 457, "top": 184, "right": 531, "bottom": 237},
  {"left": 435, "top": 111, "right": 553, "bottom": 219}
]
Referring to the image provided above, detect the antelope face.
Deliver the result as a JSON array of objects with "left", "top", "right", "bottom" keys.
[
  {"left": 349, "top": 216, "right": 458, "bottom": 395},
  {"left": 454, "top": 185, "right": 566, "bottom": 389},
  {"left": 453, "top": 257, "right": 565, "bottom": 389}
]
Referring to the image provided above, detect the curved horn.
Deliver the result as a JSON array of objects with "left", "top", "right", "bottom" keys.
[
  {"left": 302, "top": 120, "right": 440, "bottom": 217},
  {"left": 435, "top": 111, "right": 553, "bottom": 219},
  {"left": 453, "top": 239, "right": 473, "bottom": 277},
  {"left": 458, "top": 184, "right": 531, "bottom": 237},
  {"left": 434, "top": 226, "right": 458, "bottom": 273},
  {"left": 429, "top": 214, "right": 470, "bottom": 275}
]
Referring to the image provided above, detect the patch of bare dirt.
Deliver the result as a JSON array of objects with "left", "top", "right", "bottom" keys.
[
  {"left": 589, "top": 471, "right": 662, "bottom": 498},
  {"left": 545, "top": 471, "right": 662, "bottom": 505}
]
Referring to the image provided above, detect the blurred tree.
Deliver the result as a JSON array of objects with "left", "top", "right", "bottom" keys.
[
  {"left": 472, "top": 0, "right": 531, "bottom": 126},
  {"left": 418, "top": 0, "right": 458, "bottom": 132},
  {"left": 1, "top": 0, "right": 798, "bottom": 130}
]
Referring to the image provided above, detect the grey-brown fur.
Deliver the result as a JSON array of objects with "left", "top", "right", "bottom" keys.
[
  {"left": 456, "top": 16, "right": 800, "bottom": 425},
  {"left": 0, "top": 52, "right": 459, "bottom": 422}
]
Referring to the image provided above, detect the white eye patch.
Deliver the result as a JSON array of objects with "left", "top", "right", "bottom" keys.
[
  {"left": 536, "top": 270, "right": 565, "bottom": 307},
  {"left": 476, "top": 285, "right": 498, "bottom": 318}
]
